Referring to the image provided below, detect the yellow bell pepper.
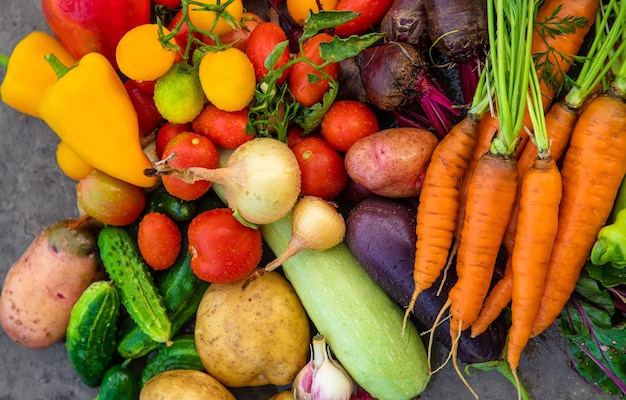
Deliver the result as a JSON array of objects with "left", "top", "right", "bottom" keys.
[
  {"left": 38, "top": 52, "right": 157, "bottom": 188},
  {"left": 0, "top": 31, "right": 77, "bottom": 118}
]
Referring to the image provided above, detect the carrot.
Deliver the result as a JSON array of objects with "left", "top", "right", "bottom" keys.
[
  {"left": 444, "top": 1, "right": 535, "bottom": 396},
  {"left": 402, "top": 73, "right": 489, "bottom": 334},
  {"left": 507, "top": 55, "right": 563, "bottom": 388},
  {"left": 531, "top": 90, "right": 626, "bottom": 337},
  {"left": 471, "top": 1, "right": 626, "bottom": 338},
  {"left": 532, "top": 0, "right": 599, "bottom": 109}
]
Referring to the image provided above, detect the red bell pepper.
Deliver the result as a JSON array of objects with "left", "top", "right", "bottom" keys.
[{"left": 41, "top": 0, "right": 151, "bottom": 69}]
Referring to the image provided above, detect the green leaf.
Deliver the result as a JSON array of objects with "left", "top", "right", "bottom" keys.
[
  {"left": 587, "top": 262, "right": 626, "bottom": 288},
  {"left": 301, "top": 10, "right": 360, "bottom": 42},
  {"left": 264, "top": 40, "right": 290, "bottom": 72},
  {"left": 295, "top": 80, "right": 338, "bottom": 134},
  {"left": 319, "top": 33, "right": 384, "bottom": 63}
]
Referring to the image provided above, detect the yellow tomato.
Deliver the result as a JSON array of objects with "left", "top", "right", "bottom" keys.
[
  {"left": 286, "top": 0, "right": 338, "bottom": 26},
  {"left": 56, "top": 141, "right": 93, "bottom": 181},
  {"left": 188, "top": 0, "right": 244, "bottom": 36},
  {"left": 198, "top": 47, "right": 256, "bottom": 112},
  {"left": 116, "top": 23, "right": 177, "bottom": 81}
]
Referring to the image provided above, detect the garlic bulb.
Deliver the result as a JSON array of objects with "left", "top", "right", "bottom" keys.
[{"left": 293, "top": 334, "right": 356, "bottom": 400}]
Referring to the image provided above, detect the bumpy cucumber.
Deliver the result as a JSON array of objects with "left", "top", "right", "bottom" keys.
[
  {"left": 94, "top": 364, "right": 139, "bottom": 400},
  {"left": 117, "top": 249, "right": 209, "bottom": 359},
  {"left": 98, "top": 226, "right": 171, "bottom": 343},
  {"left": 65, "top": 280, "right": 120, "bottom": 387},
  {"left": 145, "top": 186, "right": 197, "bottom": 222},
  {"left": 140, "top": 335, "right": 205, "bottom": 387}
]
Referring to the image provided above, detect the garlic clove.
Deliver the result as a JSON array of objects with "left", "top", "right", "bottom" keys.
[{"left": 292, "top": 334, "right": 356, "bottom": 400}]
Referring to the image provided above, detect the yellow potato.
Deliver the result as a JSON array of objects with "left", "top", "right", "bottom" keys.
[
  {"left": 140, "top": 369, "right": 235, "bottom": 400},
  {"left": 0, "top": 219, "right": 105, "bottom": 349},
  {"left": 269, "top": 391, "right": 294, "bottom": 400},
  {"left": 194, "top": 270, "right": 310, "bottom": 387}
]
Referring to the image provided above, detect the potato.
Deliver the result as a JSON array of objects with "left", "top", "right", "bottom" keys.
[
  {"left": 344, "top": 127, "right": 439, "bottom": 198},
  {"left": 0, "top": 218, "right": 105, "bottom": 349},
  {"left": 269, "top": 391, "right": 294, "bottom": 400},
  {"left": 194, "top": 270, "right": 310, "bottom": 387},
  {"left": 140, "top": 369, "right": 235, "bottom": 400}
]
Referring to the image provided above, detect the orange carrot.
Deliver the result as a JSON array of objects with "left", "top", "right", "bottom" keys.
[
  {"left": 449, "top": 151, "right": 518, "bottom": 339},
  {"left": 402, "top": 114, "right": 481, "bottom": 333},
  {"left": 531, "top": 91, "right": 626, "bottom": 337},
  {"left": 532, "top": 0, "right": 599, "bottom": 109},
  {"left": 508, "top": 155, "right": 562, "bottom": 372},
  {"left": 470, "top": 257, "right": 512, "bottom": 338}
]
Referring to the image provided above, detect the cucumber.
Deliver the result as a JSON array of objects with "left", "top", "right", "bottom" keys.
[
  {"left": 140, "top": 334, "right": 205, "bottom": 386},
  {"left": 117, "top": 249, "right": 209, "bottom": 359},
  {"left": 261, "top": 213, "right": 430, "bottom": 400},
  {"left": 66, "top": 280, "right": 120, "bottom": 387},
  {"left": 145, "top": 186, "right": 197, "bottom": 222},
  {"left": 98, "top": 226, "right": 171, "bottom": 344},
  {"left": 94, "top": 364, "right": 139, "bottom": 400}
]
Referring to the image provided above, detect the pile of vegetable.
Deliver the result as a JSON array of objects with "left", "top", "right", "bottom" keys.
[{"left": 0, "top": 0, "right": 625, "bottom": 399}]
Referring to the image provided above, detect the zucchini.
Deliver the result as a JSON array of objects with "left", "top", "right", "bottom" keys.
[
  {"left": 66, "top": 280, "right": 120, "bottom": 387},
  {"left": 117, "top": 249, "right": 209, "bottom": 359},
  {"left": 261, "top": 213, "right": 430, "bottom": 400},
  {"left": 140, "top": 334, "right": 205, "bottom": 386},
  {"left": 95, "top": 364, "right": 139, "bottom": 400},
  {"left": 98, "top": 226, "right": 171, "bottom": 343}
]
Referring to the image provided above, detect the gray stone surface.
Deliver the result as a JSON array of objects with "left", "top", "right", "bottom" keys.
[{"left": 0, "top": 1, "right": 621, "bottom": 399}]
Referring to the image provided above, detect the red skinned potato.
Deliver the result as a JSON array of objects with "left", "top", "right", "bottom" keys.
[
  {"left": 344, "top": 127, "right": 438, "bottom": 198},
  {"left": 0, "top": 218, "right": 105, "bottom": 349}
]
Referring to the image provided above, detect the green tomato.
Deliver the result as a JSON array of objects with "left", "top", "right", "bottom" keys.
[{"left": 154, "top": 64, "right": 206, "bottom": 124}]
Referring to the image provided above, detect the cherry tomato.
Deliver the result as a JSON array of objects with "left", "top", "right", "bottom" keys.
[
  {"left": 202, "top": 12, "right": 264, "bottom": 52},
  {"left": 155, "top": 122, "right": 192, "bottom": 159},
  {"left": 192, "top": 104, "right": 254, "bottom": 149},
  {"left": 198, "top": 47, "right": 256, "bottom": 112},
  {"left": 292, "top": 136, "right": 347, "bottom": 200},
  {"left": 137, "top": 212, "right": 182, "bottom": 271},
  {"left": 116, "top": 23, "right": 177, "bottom": 82},
  {"left": 188, "top": 0, "right": 243, "bottom": 36},
  {"left": 246, "top": 22, "right": 291, "bottom": 84},
  {"left": 334, "top": 0, "right": 394, "bottom": 37},
  {"left": 161, "top": 132, "right": 220, "bottom": 201},
  {"left": 187, "top": 208, "right": 263, "bottom": 283},
  {"left": 286, "top": 0, "right": 338, "bottom": 26},
  {"left": 153, "top": 0, "right": 182, "bottom": 8},
  {"left": 76, "top": 169, "right": 146, "bottom": 226},
  {"left": 289, "top": 33, "right": 339, "bottom": 107},
  {"left": 168, "top": 9, "right": 203, "bottom": 54},
  {"left": 286, "top": 125, "right": 321, "bottom": 149},
  {"left": 320, "top": 100, "right": 379, "bottom": 152},
  {"left": 124, "top": 79, "right": 164, "bottom": 136}
]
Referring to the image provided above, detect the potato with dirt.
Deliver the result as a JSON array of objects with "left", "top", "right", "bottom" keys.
[
  {"left": 0, "top": 218, "right": 105, "bottom": 349},
  {"left": 344, "top": 127, "right": 439, "bottom": 198},
  {"left": 140, "top": 369, "right": 235, "bottom": 400},
  {"left": 194, "top": 270, "right": 310, "bottom": 387}
]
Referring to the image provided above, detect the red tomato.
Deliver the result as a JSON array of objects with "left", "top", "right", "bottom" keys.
[
  {"left": 168, "top": 9, "right": 203, "bottom": 54},
  {"left": 161, "top": 132, "right": 220, "bottom": 200},
  {"left": 202, "top": 12, "right": 264, "bottom": 52},
  {"left": 154, "top": 0, "right": 182, "bottom": 7},
  {"left": 246, "top": 22, "right": 291, "bottom": 84},
  {"left": 187, "top": 208, "right": 263, "bottom": 283},
  {"left": 155, "top": 122, "right": 192, "bottom": 159},
  {"left": 320, "top": 100, "right": 379, "bottom": 152},
  {"left": 334, "top": 0, "right": 394, "bottom": 37},
  {"left": 289, "top": 33, "right": 339, "bottom": 107},
  {"left": 287, "top": 125, "right": 322, "bottom": 149},
  {"left": 191, "top": 104, "right": 254, "bottom": 149},
  {"left": 137, "top": 212, "right": 182, "bottom": 270},
  {"left": 124, "top": 79, "right": 163, "bottom": 136},
  {"left": 292, "top": 136, "right": 347, "bottom": 200}
]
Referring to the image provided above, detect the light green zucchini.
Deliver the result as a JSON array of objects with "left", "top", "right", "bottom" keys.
[{"left": 261, "top": 213, "right": 430, "bottom": 400}]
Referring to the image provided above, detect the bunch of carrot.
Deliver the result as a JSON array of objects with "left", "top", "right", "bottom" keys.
[{"left": 403, "top": 0, "right": 626, "bottom": 398}]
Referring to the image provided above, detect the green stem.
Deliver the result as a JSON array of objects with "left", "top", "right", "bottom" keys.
[
  {"left": 0, "top": 53, "right": 9, "bottom": 68},
  {"left": 44, "top": 53, "right": 73, "bottom": 79},
  {"left": 566, "top": 0, "right": 626, "bottom": 108}
]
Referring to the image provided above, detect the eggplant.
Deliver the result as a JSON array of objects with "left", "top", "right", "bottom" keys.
[{"left": 345, "top": 196, "right": 506, "bottom": 364}]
